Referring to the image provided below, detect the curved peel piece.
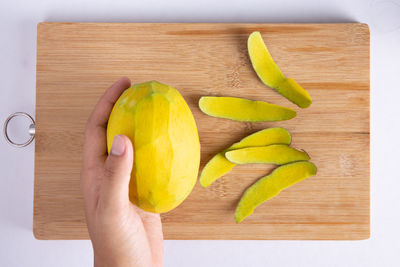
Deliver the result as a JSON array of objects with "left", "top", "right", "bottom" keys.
[
  {"left": 248, "top": 31, "right": 285, "bottom": 88},
  {"left": 248, "top": 31, "right": 312, "bottom": 108},
  {"left": 199, "top": 96, "right": 296, "bottom": 122},
  {"left": 199, "top": 128, "right": 291, "bottom": 187},
  {"left": 235, "top": 161, "right": 317, "bottom": 223},
  {"left": 225, "top": 144, "right": 310, "bottom": 165},
  {"left": 277, "top": 78, "right": 312, "bottom": 108},
  {"left": 199, "top": 153, "right": 236, "bottom": 188}
]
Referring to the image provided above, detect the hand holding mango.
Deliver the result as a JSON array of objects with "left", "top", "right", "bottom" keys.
[{"left": 81, "top": 78, "right": 163, "bottom": 267}]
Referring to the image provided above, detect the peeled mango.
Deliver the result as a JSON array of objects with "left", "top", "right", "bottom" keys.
[
  {"left": 107, "top": 81, "right": 200, "bottom": 213},
  {"left": 248, "top": 31, "right": 312, "bottom": 108},
  {"left": 235, "top": 161, "right": 317, "bottom": 223}
]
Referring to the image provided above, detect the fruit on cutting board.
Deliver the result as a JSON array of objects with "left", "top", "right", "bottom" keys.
[
  {"left": 107, "top": 81, "right": 200, "bottom": 213},
  {"left": 248, "top": 31, "right": 312, "bottom": 108},
  {"left": 199, "top": 127, "right": 291, "bottom": 187},
  {"left": 235, "top": 161, "right": 317, "bottom": 223},
  {"left": 199, "top": 96, "right": 296, "bottom": 122},
  {"left": 225, "top": 144, "right": 310, "bottom": 165}
]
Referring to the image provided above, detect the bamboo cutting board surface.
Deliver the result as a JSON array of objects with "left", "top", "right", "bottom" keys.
[{"left": 34, "top": 23, "right": 370, "bottom": 240}]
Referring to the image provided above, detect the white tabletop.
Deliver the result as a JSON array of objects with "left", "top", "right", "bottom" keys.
[{"left": 1, "top": 0, "right": 399, "bottom": 266}]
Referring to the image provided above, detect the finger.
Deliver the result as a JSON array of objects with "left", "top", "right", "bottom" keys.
[
  {"left": 88, "top": 77, "right": 131, "bottom": 130},
  {"left": 100, "top": 135, "right": 134, "bottom": 209},
  {"left": 83, "top": 77, "right": 131, "bottom": 168},
  {"left": 81, "top": 77, "right": 131, "bottom": 213}
]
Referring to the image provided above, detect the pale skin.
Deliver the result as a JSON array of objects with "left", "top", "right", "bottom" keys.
[{"left": 80, "top": 77, "right": 164, "bottom": 267}]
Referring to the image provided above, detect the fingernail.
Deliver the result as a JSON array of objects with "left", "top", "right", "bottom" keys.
[{"left": 111, "top": 135, "right": 125, "bottom": 156}]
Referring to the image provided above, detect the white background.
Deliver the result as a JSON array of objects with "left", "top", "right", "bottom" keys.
[{"left": 1, "top": 0, "right": 399, "bottom": 266}]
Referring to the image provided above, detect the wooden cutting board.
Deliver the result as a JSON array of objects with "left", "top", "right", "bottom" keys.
[{"left": 34, "top": 23, "right": 370, "bottom": 240}]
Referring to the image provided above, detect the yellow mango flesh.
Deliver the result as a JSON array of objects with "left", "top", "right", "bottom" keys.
[
  {"left": 107, "top": 81, "right": 200, "bottom": 213},
  {"left": 248, "top": 31, "right": 312, "bottom": 108},
  {"left": 225, "top": 144, "right": 310, "bottom": 165},
  {"left": 199, "top": 128, "right": 291, "bottom": 187},
  {"left": 199, "top": 96, "right": 296, "bottom": 122},
  {"left": 235, "top": 161, "right": 317, "bottom": 223}
]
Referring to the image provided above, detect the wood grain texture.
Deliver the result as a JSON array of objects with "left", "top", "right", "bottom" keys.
[{"left": 34, "top": 23, "right": 370, "bottom": 240}]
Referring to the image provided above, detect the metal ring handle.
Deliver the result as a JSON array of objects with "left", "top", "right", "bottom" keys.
[{"left": 3, "top": 112, "right": 35, "bottom": 148}]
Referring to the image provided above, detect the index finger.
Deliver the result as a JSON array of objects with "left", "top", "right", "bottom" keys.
[{"left": 83, "top": 77, "right": 131, "bottom": 167}]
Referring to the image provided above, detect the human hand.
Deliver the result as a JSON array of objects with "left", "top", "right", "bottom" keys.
[{"left": 80, "top": 77, "right": 164, "bottom": 267}]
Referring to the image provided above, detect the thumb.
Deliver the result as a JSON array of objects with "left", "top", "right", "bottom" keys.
[{"left": 101, "top": 135, "right": 134, "bottom": 208}]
